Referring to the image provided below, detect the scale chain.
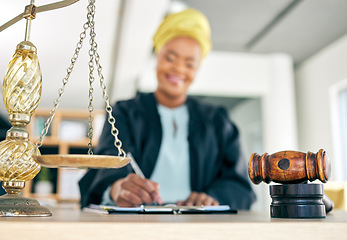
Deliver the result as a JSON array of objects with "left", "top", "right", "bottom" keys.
[
  {"left": 36, "top": 0, "right": 125, "bottom": 158},
  {"left": 35, "top": 24, "right": 87, "bottom": 150},
  {"left": 87, "top": 2, "right": 96, "bottom": 155},
  {"left": 88, "top": 3, "right": 126, "bottom": 158}
]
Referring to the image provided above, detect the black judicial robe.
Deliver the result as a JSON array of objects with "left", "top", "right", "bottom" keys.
[{"left": 79, "top": 93, "right": 256, "bottom": 209}]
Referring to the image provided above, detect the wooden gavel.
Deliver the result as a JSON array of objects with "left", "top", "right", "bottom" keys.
[{"left": 248, "top": 149, "right": 331, "bottom": 184}]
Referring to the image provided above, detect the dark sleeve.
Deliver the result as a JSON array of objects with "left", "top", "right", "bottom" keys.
[
  {"left": 0, "top": 113, "right": 10, "bottom": 141},
  {"left": 0, "top": 114, "right": 10, "bottom": 196},
  {"left": 206, "top": 108, "right": 256, "bottom": 210},
  {"left": 79, "top": 101, "right": 135, "bottom": 208}
]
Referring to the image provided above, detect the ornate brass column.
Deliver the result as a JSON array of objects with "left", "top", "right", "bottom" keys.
[{"left": 0, "top": 40, "right": 51, "bottom": 216}]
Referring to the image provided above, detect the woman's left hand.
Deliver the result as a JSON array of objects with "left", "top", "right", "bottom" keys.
[{"left": 177, "top": 192, "right": 219, "bottom": 206}]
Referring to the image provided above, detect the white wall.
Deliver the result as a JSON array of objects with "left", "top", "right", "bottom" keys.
[{"left": 296, "top": 33, "right": 347, "bottom": 180}]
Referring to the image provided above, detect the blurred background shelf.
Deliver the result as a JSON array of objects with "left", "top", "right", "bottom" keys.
[{"left": 21, "top": 109, "right": 105, "bottom": 203}]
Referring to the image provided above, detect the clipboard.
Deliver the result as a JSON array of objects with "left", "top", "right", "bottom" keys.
[{"left": 85, "top": 204, "right": 237, "bottom": 214}]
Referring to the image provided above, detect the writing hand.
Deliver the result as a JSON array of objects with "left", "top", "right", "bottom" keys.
[
  {"left": 177, "top": 192, "right": 219, "bottom": 206},
  {"left": 110, "top": 173, "right": 163, "bottom": 207}
]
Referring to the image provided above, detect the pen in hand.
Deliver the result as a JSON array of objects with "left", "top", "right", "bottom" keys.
[
  {"left": 127, "top": 152, "right": 163, "bottom": 205},
  {"left": 127, "top": 152, "right": 145, "bottom": 178}
]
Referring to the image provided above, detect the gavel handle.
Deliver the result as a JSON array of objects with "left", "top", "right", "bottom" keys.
[{"left": 323, "top": 194, "right": 334, "bottom": 213}]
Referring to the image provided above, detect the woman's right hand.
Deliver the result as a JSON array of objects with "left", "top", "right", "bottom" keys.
[{"left": 110, "top": 173, "right": 163, "bottom": 207}]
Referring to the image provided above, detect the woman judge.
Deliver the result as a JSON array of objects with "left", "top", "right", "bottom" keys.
[{"left": 79, "top": 8, "right": 256, "bottom": 209}]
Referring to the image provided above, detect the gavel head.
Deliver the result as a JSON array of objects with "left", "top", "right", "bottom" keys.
[{"left": 248, "top": 149, "right": 331, "bottom": 184}]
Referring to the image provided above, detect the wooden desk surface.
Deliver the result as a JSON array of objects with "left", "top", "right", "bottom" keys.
[{"left": 1, "top": 205, "right": 347, "bottom": 240}]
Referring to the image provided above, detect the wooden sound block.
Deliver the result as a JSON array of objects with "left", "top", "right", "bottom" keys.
[{"left": 270, "top": 184, "right": 326, "bottom": 218}]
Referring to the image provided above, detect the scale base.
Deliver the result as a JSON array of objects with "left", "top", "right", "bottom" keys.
[
  {"left": 270, "top": 183, "right": 326, "bottom": 218},
  {"left": 0, "top": 194, "right": 52, "bottom": 217}
]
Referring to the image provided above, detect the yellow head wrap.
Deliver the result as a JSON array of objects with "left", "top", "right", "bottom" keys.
[{"left": 153, "top": 8, "right": 212, "bottom": 58}]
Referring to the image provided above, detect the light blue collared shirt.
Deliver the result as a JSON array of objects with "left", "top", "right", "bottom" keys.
[{"left": 150, "top": 104, "right": 191, "bottom": 203}]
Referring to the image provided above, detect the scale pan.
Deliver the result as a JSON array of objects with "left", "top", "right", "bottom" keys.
[{"left": 33, "top": 154, "right": 130, "bottom": 169}]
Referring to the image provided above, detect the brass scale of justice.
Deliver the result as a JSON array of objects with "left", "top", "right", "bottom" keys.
[
  {"left": 0, "top": 0, "right": 131, "bottom": 216},
  {"left": 0, "top": 0, "right": 334, "bottom": 218}
]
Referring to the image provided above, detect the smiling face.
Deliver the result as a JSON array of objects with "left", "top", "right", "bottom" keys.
[{"left": 155, "top": 36, "right": 202, "bottom": 108}]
